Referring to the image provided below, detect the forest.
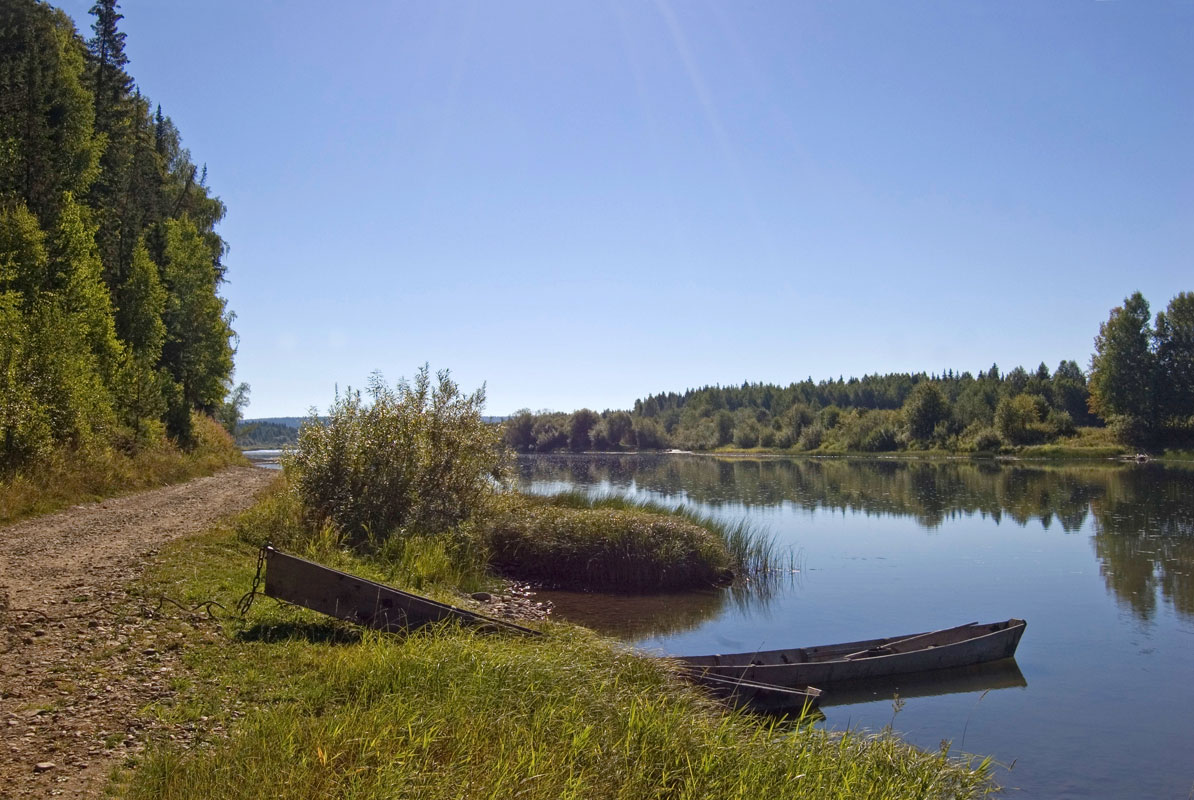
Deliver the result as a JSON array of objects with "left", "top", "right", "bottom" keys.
[
  {"left": 505, "top": 291, "right": 1193, "bottom": 455},
  {"left": 0, "top": 0, "right": 243, "bottom": 473}
]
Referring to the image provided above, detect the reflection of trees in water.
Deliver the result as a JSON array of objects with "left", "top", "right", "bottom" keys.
[
  {"left": 518, "top": 455, "right": 1194, "bottom": 623},
  {"left": 1091, "top": 465, "right": 1194, "bottom": 621},
  {"left": 517, "top": 454, "right": 1105, "bottom": 530}
]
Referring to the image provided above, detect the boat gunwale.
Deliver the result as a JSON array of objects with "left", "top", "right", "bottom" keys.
[{"left": 677, "top": 619, "right": 1026, "bottom": 670}]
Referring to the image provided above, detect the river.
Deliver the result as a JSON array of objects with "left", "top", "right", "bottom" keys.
[{"left": 517, "top": 453, "right": 1194, "bottom": 800}]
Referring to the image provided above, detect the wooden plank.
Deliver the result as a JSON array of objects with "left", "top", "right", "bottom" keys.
[
  {"left": 842, "top": 622, "right": 979, "bottom": 660},
  {"left": 262, "top": 546, "right": 540, "bottom": 636}
]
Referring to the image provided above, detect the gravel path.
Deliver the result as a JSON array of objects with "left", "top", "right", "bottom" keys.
[{"left": 0, "top": 466, "right": 277, "bottom": 798}]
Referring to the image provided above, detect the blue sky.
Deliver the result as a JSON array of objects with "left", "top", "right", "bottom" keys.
[{"left": 55, "top": 1, "right": 1193, "bottom": 418}]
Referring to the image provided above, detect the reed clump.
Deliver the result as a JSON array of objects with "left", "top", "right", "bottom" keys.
[{"left": 482, "top": 493, "right": 734, "bottom": 591}]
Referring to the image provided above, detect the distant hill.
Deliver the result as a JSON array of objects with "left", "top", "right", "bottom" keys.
[
  {"left": 245, "top": 416, "right": 306, "bottom": 429},
  {"left": 237, "top": 415, "right": 506, "bottom": 448},
  {"left": 236, "top": 418, "right": 306, "bottom": 448}
]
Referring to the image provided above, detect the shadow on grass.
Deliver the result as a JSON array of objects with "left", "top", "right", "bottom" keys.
[{"left": 237, "top": 619, "right": 367, "bottom": 646}]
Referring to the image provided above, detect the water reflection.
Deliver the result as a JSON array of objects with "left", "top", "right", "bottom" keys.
[
  {"left": 819, "top": 658, "right": 1027, "bottom": 708},
  {"left": 535, "top": 589, "right": 725, "bottom": 639},
  {"left": 539, "top": 571, "right": 804, "bottom": 639},
  {"left": 518, "top": 455, "right": 1194, "bottom": 623},
  {"left": 1089, "top": 465, "right": 1194, "bottom": 621}
]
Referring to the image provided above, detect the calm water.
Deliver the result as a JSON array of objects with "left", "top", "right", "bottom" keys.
[{"left": 517, "top": 454, "right": 1194, "bottom": 800}]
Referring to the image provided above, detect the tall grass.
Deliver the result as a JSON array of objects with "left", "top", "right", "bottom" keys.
[
  {"left": 0, "top": 414, "right": 245, "bottom": 525},
  {"left": 484, "top": 493, "right": 733, "bottom": 591},
  {"left": 121, "top": 527, "right": 996, "bottom": 800},
  {"left": 231, "top": 478, "right": 492, "bottom": 596},
  {"left": 521, "top": 491, "right": 791, "bottom": 579}
]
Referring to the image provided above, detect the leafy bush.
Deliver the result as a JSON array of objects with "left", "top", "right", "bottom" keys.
[
  {"left": 994, "top": 393, "right": 1048, "bottom": 445},
  {"left": 967, "top": 426, "right": 1002, "bottom": 453},
  {"left": 288, "top": 367, "right": 507, "bottom": 541},
  {"left": 796, "top": 423, "right": 824, "bottom": 451}
]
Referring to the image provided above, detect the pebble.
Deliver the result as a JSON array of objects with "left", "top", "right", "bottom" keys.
[{"left": 34, "top": 762, "right": 55, "bottom": 773}]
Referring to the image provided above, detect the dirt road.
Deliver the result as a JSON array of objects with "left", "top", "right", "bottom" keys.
[{"left": 0, "top": 466, "right": 277, "bottom": 798}]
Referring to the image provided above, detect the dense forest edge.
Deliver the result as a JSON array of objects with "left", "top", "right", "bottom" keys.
[
  {"left": 1, "top": 0, "right": 248, "bottom": 517},
  {"left": 499, "top": 290, "right": 1193, "bottom": 458}
]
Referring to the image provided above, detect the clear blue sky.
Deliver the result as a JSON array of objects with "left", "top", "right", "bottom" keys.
[{"left": 56, "top": 1, "right": 1194, "bottom": 418}]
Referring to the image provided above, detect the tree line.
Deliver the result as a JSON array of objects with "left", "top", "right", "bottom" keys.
[
  {"left": 505, "top": 291, "right": 1193, "bottom": 454},
  {"left": 1, "top": 0, "right": 242, "bottom": 471}
]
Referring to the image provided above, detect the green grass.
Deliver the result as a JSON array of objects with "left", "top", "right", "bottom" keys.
[
  {"left": 113, "top": 521, "right": 996, "bottom": 800},
  {"left": 236, "top": 481, "right": 775, "bottom": 593},
  {"left": 0, "top": 414, "right": 246, "bottom": 525}
]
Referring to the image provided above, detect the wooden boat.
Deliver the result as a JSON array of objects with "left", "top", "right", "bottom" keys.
[
  {"left": 261, "top": 546, "right": 540, "bottom": 637},
  {"left": 681, "top": 670, "right": 822, "bottom": 715},
  {"left": 677, "top": 619, "right": 1026, "bottom": 688}
]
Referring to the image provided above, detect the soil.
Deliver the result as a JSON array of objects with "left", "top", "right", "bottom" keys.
[{"left": 0, "top": 466, "right": 277, "bottom": 799}]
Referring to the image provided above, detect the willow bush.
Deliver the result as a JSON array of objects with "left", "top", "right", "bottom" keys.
[{"left": 287, "top": 366, "right": 507, "bottom": 543}]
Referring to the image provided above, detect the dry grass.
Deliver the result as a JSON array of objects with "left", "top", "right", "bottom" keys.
[{"left": 0, "top": 414, "right": 245, "bottom": 525}]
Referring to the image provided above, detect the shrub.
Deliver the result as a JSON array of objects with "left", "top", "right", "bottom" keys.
[
  {"left": 734, "top": 420, "right": 759, "bottom": 449},
  {"left": 970, "top": 427, "right": 1002, "bottom": 452},
  {"left": 631, "top": 416, "right": 667, "bottom": 449},
  {"left": 287, "top": 367, "right": 507, "bottom": 541},
  {"left": 797, "top": 424, "right": 824, "bottom": 451},
  {"left": 903, "top": 383, "right": 950, "bottom": 443}
]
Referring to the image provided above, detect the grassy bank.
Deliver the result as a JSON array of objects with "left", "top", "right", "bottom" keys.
[
  {"left": 701, "top": 426, "right": 1128, "bottom": 460},
  {"left": 236, "top": 478, "right": 774, "bottom": 593},
  {"left": 111, "top": 508, "right": 996, "bottom": 800},
  {"left": 0, "top": 414, "right": 246, "bottom": 525}
]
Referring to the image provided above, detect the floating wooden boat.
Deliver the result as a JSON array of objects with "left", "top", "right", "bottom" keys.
[
  {"left": 261, "top": 546, "right": 540, "bottom": 637},
  {"left": 677, "top": 619, "right": 1026, "bottom": 688},
  {"left": 682, "top": 670, "right": 822, "bottom": 715}
]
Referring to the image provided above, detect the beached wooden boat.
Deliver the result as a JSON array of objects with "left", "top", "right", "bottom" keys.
[
  {"left": 678, "top": 619, "right": 1026, "bottom": 688},
  {"left": 682, "top": 670, "right": 822, "bottom": 715},
  {"left": 261, "top": 546, "right": 540, "bottom": 637}
]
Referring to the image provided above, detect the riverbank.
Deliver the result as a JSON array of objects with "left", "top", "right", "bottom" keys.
[{"left": 109, "top": 510, "right": 995, "bottom": 799}]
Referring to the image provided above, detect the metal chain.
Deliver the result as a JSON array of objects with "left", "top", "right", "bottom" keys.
[{"left": 236, "top": 542, "right": 270, "bottom": 617}]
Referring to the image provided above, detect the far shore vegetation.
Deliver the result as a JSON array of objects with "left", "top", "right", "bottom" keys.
[
  {"left": 499, "top": 291, "right": 1192, "bottom": 459},
  {"left": 239, "top": 291, "right": 1193, "bottom": 461}
]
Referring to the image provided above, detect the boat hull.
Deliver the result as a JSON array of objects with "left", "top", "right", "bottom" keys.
[
  {"left": 262, "top": 546, "right": 540, "bottom": 636},
  {"left": 684, "top": 671, "right": 822, "bottom": 715},
  {"left": 678, "top": 619, "right": 1026, "bottom": 688}
]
